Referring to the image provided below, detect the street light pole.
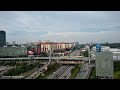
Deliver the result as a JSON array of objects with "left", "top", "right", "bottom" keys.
[{"left": 49, "top": 43, "right": 52, "bottom": 65}]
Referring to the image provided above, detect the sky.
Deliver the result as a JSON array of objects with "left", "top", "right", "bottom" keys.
[{"left": 0, "top": 11, "right": 120, "bottom": 44}]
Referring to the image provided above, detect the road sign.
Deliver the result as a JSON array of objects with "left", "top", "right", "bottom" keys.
[{"left": 96, "top": 51, "right": 113, "bottom": 78}]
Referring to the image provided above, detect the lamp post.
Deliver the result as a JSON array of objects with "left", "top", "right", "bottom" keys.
[
  {"left": 86, "top": 45, "right": 91, "bottom": 65},
  {"left": 49, "top": 43, "right": 52, "bottom": 65}
]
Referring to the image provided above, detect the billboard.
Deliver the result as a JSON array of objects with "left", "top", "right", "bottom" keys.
[
  {"left": 27, "top": 46, "right": 34, "bottom": 55},
  {"left": 96, "top": 51, "right": 113, "bottom": 77},
  {"left": 96, "top": 43, "right": 101, "bottom": 52}
]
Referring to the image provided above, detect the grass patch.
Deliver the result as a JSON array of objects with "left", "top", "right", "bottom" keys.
[
  {"left": 69, "top": 64, "right": 81, "bottom": 79},
  {"left": 88, "top": 67, "right": 96, "bottom": 79},
  {"left": 114, "top": 61, "right": 120, "bottom": 79},
  {"left": 114, "top": 71, "right": 120, "bottom": 79}
]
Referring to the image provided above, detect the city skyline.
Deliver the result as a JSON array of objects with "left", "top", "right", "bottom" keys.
[{"left": 0, "top": 11, "right": 120, "bottom": 44}]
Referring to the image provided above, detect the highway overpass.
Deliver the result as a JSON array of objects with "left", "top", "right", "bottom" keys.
[
  {"left": 0, "top": 56, "right": 120, "bottom": 61},
  {"left": 0, "top": 56, "right": 85, "bottom": 61}
]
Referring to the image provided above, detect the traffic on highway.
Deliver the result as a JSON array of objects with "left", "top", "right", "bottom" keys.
[{"left": 47, "top": 65, "right": 73, "bottom": 79}]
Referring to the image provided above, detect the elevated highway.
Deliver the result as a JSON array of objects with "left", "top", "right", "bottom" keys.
[{"left": 0, "top": 56, "right": 85, "bottom": 61}]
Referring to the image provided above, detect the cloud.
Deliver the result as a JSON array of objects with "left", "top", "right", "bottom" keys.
[
  {"left": 38, "top": 31, "right": 120, "bottom": 44},
  {"left": 0, "top": 11, "right": 120, "bottom": 44}
]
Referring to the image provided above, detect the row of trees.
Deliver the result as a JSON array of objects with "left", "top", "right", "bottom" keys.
[
  {"left": 3, "top": 63, "right": 41, "bottom": 76},
  {"left": 88, "top": 67, "right": 96, "bottom": 79},
  {"left": 82, "top": 50, "right": 89, "bottom": 57},
  {"left": 70, "top": 64, "right": 81, "bottom": 79},
  {"left": 114, "top": 61, "right": 120, "bottom": 79}
]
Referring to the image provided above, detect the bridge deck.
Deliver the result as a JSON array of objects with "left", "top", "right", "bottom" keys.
[{"left": 0, "top": 56, "right": 84, "bottom": 61}]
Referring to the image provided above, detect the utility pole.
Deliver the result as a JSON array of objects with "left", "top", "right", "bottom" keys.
[
  {"left": 86, "top": 45, "right": 91, "bottom": 65},
  {"left": 88, "top": 45, "right": 91, "bottom": 65}
]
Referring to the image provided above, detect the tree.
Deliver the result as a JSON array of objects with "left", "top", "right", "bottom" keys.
[
  {"left": 82, "top": 50, "right": 88, "bottom": 57},
  {"left": 41, "top": 52, "right": 48, "bottom": 57}
]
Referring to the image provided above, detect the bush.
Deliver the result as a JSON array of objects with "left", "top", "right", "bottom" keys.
[
  {"left": 114, "top": 71, "right": 120, "bottom": 79},
  {"left": 82, "top": 50, "right": 88, "bottom": 57},
  {"left": 70, "top": 64, "right": 81, "bottom": 79},
  {"left": 89, "top": 67, "right": 96, "bottom": 79},
  {"left": 38, "top": 63, "right": 60, "bottom": 79},
  {"left": 114, "top": 61, "right": 120, "bottom": 72},
  {"left": 3, "top": 63, "right": 40, "bottom": 76}
]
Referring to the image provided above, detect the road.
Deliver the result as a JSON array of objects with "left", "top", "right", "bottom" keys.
[
  {"left": 69, "top": 50, "right": 81, "bottom": 56},
  {"left": 76, "top": 63, "right": 92, "bottom": 79},
  {"left": 48, "top": 49, "right": 83, "bottom": 79},
  {"left": 48, "top": 50, "right": 81, "bottom": 79},
  {"left": 19, "top": 67, "right": 39, "bottom": 78},
  {"left": 0, "top": 66, "right": 14, "bottom": 71},
  {"left": 57, "top": 66, "right": 74, "bottom": 79},
  {"left": 47, "top": 66, "right": 68, "bottom": 79},
  {"left": 25, "top": 63, "right": 49, "bottom": 79},
  {"left": 0, "top": 66, "right": 14, "bottom": 75},
  {"left": 47, "top": 65, "right": 74, "bottom": 79}
]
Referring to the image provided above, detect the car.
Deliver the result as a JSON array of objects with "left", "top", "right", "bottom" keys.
[
  {"left": 53, "top": 72, "right": 56, "bottom": 74},
  {"left": 77, "top": 75, "right": 79, "bottom": 76},
  {"left": 55, "top": 75, "right": 58, "bottom": 77},
  {"left": 83, "top": 70, "right": 86, "bottom": 72},
  {"left": 64, "top": 76, "right": 67, "bottom": 78}
]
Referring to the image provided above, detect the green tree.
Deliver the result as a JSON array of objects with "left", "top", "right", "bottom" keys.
[{"left": 82, "top": 50, "right": 88, "bottom": 57}]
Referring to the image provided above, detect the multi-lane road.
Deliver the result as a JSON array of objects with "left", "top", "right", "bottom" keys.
[
  {"left": 47, "top": 66, "right": 68, "bottom": 79},
  {"left": 57, "top": 66, "right": 73, "bottom": 79},
  {"left": 25, "top": 50, "right": 81, "bottom": 79},
  {"left": 76, "top": 63, "right": 92, "bottom": 79},
  {"left": 69, "top": 50, "right": 81, "bottom": 56},
  {"left": 47, "top": 50, "right": 82, "bottom": 79},
  {"left": 47, "top": 65, "right": 73, "bottom": 79}
]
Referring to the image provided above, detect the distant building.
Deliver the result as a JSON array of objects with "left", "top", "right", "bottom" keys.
[
  {"left": 12, "top": 41, "right": 16, "bottom": 45},
  {"left": 37, "top": 41, "right": 74, "bottom": 53},
  {"left": 109, "top": 48, "right": 120, "bottom": 52},
  {"left": 73, "top": 42, "right": 79, "bottom": 46},
  {"left": 0, "top": 30, "right": 6, "bottom": 47},
  {"left": 92, "top": 46, "right": 120, "bottom": 56},
  {"left": 92, "top": 46, "right": 110, "bottom": 52}
]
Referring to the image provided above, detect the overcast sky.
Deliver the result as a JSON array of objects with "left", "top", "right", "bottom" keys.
[{"left": 0, "top": 11, "right": 120, "bottom": 44}]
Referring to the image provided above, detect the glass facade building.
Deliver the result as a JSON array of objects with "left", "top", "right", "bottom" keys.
[{"left": 0, "top": 30, "right": 6, "bottom": 47}]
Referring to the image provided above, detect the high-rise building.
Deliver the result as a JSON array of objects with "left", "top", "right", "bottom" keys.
[{"left": 0, "top": 30, "right": 6, "bottom": 47}]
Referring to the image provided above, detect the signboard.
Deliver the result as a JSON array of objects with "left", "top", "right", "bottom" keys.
[
  {"left": 28, "top": 50, "right": 34, "bottom": 55},
  {"left": 27, "top": 46, "right": 35, "bottom": 55},
  {"left": 96, "top": 44, "right": 101, "bottom": 52},
  {"left": 96, "top": 51, "right": 113, "bottom": 78}
]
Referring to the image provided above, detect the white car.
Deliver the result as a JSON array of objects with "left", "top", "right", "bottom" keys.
[{"left": 53, "top": 72, "right": 56, "bottom": 74}]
